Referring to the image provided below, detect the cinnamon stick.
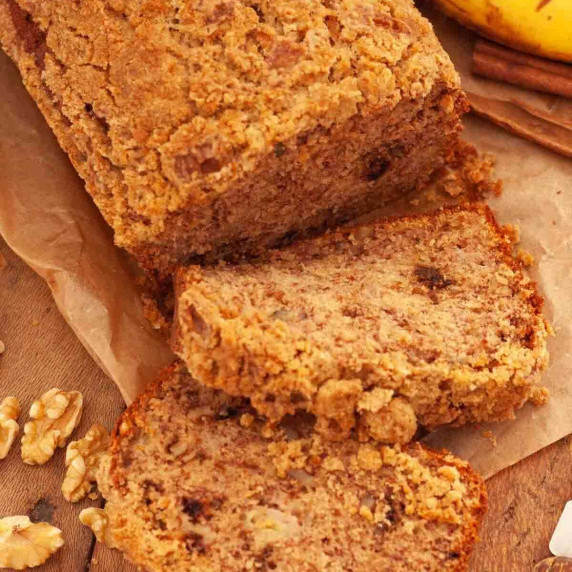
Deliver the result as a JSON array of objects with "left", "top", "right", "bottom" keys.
[
  {"left": 468, "top": 92, "right": 572, "bottom": 158},
  {"left": 472, "top": 39, "right": 572, "bottom": 99}
]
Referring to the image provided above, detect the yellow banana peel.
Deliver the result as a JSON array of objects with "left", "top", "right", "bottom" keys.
[{"left": 431, "top": 0, "right": 572, "bottom": 62}]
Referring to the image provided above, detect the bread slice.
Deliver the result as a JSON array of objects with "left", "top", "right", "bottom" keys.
[
  {"left": 173, "top": 204, "right": 549, "bottom": 442},
  {"left": 0, "top": 0, "right": 466, "bottom": 279},
  {"left": 91, "top": 363, "right": 486, "bottom": 572}
]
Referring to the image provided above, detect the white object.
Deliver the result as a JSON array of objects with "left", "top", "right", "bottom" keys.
[{"left": 550, "top": 501, "right": 572, "bottom": 557}]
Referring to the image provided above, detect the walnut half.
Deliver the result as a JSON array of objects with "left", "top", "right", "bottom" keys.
[
  {"left": 21, "top": 389, "right": 83, "bottom": 465},
  {"left": 0, "top": 515, "right": 64, "bottom": 570},
  {"left": 62, "top": 424, "right": 110, "bottom": 502},
  {"left": 0, "top": 396, "right": 20, "bottom": 460}
]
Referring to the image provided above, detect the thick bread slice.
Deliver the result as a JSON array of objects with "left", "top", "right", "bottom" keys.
[
  {"left": 173, "top": 204, "right": 549, "bottom": 442},
  {"left": 92, "top": 363, "right": 486, "bottom": 572}
]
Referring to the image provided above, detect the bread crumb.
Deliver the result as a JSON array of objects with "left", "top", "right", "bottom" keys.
[
  {"left": 357, "top": 388, "right": 394, "bottom": 414},
  {"left": 437, "top": 466, "right": 461, "bottom": 483},
  {"left": 402, "top": 520, "right": 416, "bottom": 534},
  {"left": 261, "top": 422, "right": 276, "bottom": 439},
  {"left": 357, "top": 445, "right": 383, "bottom": 472},
  {"left": 268, "top": 441, "right": 306, "bottom": 478},
  {"left": 517, "top": 250, "right": 534, "bottom": 267},
  {"left": 503, "top": 224, "right": 520, "bottom": 245},
  {"left": 435, "top": 143, "right": 502, "bottom": 200},
  {"left": 529, "top": 387, "right": 550, "bottom": 406},
  {"left": 322, "top": 456, "right": 345, "bottom": 472},
  {"left": 0, "top": 341, "right": 5, "bottom": 355},
  {"left": 425, "top": 497, "right": 438, "bottom": 510},
  {"left": 358, "top": 398, "right": 417, "bottom": 444},
  {"left": 481, "top": 431, "right": 497, "bottom": 447},
  {"left": 141, "top": 293, "right": 171, "bottom": 334}
]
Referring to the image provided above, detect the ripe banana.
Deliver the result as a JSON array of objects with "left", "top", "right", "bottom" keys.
[{"left": 430, "top": 0, "right": 572, "bottom": 62}]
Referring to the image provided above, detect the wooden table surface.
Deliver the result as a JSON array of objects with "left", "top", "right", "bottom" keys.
[{"left": 0, "top": 237, "right": 570, "bottom": 572}]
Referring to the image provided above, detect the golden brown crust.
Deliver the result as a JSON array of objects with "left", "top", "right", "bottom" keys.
[
  {"left": 173, "top": 204, "right": 549, "bottom": 442},
  {"left": 99, "top": 362, "right": 486, "bottom": 572},
  {"left": 0, "top": 0, "right": 466, "bottom": 277}
]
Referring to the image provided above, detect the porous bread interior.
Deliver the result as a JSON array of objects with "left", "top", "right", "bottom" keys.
[
  {"left": 98, "top": 364, "right": 486, "bottom": 572},
  {"left": 0, "top": 0, "right": 464, "bottom": 275},
  {"left": 174, "top": 205, "right": 549, "bottom": 441}
]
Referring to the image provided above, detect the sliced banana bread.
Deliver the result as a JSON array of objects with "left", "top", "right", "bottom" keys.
[
  {"left": 86, "top": 363, "right": 486, "bottom": 572},
  {"left": 0, "top": 0, "right": 466, "bottom": 278},
  {"left": 173, "top": 205, "right": 549, "bottom": 442}
]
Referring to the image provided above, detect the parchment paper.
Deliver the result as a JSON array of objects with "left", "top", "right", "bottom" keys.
[
  {"left": 0, "top": 52, "right": 173, "bottom": 404},
  {"left": 0, "top": 17, "right": 570, "bottom": 478}
]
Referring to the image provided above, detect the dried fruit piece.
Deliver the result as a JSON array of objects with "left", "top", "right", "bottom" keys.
[
  {"left": 79, "top": 508, "right": 115, "bottom": 547},
  {"left": 0, "top": 515, "right": 64, "bottom": 570},
  {"left": 21, "top": 389, "right": 83, "bottom": 465},
  {"left": 0, "top": 397, "right": 20, "bottom": 460},
  {"left": 62, "top": 424, "right": 109, "bottom": 502}
]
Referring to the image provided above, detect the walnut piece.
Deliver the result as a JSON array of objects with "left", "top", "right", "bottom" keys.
[
  {"left": 21, "top": 389, "right": 83, "bottom": 465},
  {"left": 0, "top": 397, "right": 20, "bottom": 460},
  {"left": 0, "top": 515, "right": 64, "bottom": 570},
  {"left": 62, "top": 424, "right": 109, "bottom": 502},
  {"left": 244, "top": 507, "right": 301, "bottom": 550},
  {"left": 79, "top": 508, "right": 115, "bottom": 547}
]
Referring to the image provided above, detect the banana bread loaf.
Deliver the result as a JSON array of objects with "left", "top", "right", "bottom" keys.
[
  {"left": 0, "top": 0, "right": 466, "bottom": 278},
  {"left": 85, "top": 363, "right": 486, "bottom": 572},
  {"left": 173, "top": 205, "right": 550, "bottom": 442}
]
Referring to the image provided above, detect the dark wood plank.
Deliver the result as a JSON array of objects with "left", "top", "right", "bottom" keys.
[
  {"left": 471, "top": 435, "right": 572, "bottom": 571},
  {"left": 89, "top": 544, "right": 139, "bottom": 572}
]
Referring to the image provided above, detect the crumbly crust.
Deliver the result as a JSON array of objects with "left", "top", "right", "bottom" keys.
[
  {"left": 173, "top": 204, "right": 550, "bottom": 441},
  {"left": 96, "top": 363, "right": 486, "bottom": 572},
  {"left": 0, "top": 0, "right": 465, "bottom": 277}
]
